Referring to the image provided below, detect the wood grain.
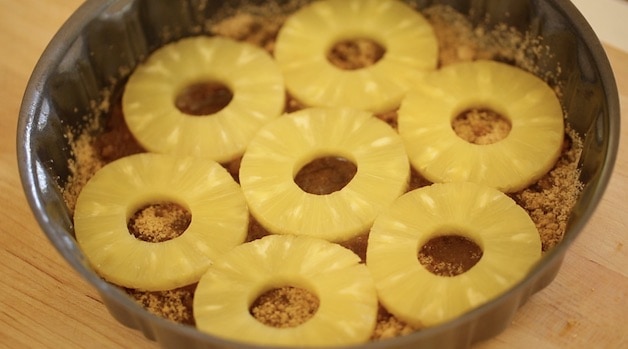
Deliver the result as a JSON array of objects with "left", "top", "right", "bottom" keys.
[{"left": 1, "top": 1, "right": 626, "bottom": 348}]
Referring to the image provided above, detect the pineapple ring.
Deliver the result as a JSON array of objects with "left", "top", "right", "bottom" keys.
[
  {"left": 274, "top": 0, "right": 438, "bottom": 113},
  {"left": 73, "top": 153, "right": 249, "bottom": 291},
  {"left": 194, "top": 234, "right": 378, "bottom": 346},
  {"left": 239, "top": 107, "right": 410, "bottom": 242},
  {"left": 366, "top": 181, "right": 542, "bottom": 327},
  {"left": 398, "top": 60, "right": 564, "bottom": 192},
  {"left": 122, "top": 36, "right": 285, "bottom": 163}
]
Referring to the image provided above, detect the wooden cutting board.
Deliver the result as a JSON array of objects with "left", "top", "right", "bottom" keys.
[{"left": 1, "top": 1, "right": 626, "bottom": 348}]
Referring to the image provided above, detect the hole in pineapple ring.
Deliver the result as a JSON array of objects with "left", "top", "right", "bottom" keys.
[
  {"left": 327, "top": 38, "right": 386, "bottom": 70},
  {"left": 418, "top": 234, "right": 483, "bottom": 277},
  {"left": 294, "top": 156, "right": 358, "bottom": 195},
  {"left": 175, "top": 81, "right": 233, "bottom": 116},
  {"left": 127, "top": 201, "right": 192, "bottom": 243},
  {"left": 249, "top": 286, "right": 320, "bottom": 328},
  {"left": 451, "top": 108, "right": 512, "bottom": 145}
]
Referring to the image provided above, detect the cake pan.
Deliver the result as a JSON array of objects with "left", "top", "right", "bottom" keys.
[{"left": 17, "top": 0, "right": 620, "bottom": 348}]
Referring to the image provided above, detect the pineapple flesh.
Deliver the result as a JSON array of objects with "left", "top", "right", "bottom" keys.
[
  {"left": 122, "top": 36, "right": 285, "bottom": 163},
  {"left": 398, "top": 60, "right": 564, "bottom": 192},
  {"left": 274, "top": 0, "right": 438, "bottom": 113},
  {"left": 73, "top": 153, "right": 249, "bottom": 291},
  {"left": 193, "top": 234, "right": 378, "bottom": 346},
  {"left": 366, "top": 181, "right": 542, "bottom": 327},
  {"left": 239, "top": 107, "right": 410, "bottom": 242}
]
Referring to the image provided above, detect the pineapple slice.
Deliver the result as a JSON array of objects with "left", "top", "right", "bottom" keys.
[
  {"left": 239, "top": 107, "right": 409, "bottom": 242},
  {"left": 73, "top": 153, "right": 248, "bottom": 291},
  {"left": 366, "top": 182, "right": 541, "bottom": 327},
  {"left": 274, "top": 0, "right": 438, "bottom": 113},
  {"left": 193, "top": 234, "right": 378, "bottom": 346},
  {"left": 122, "top": 36, "right": 285, "bottom": 163},
  {"left": 398, "top": 60, "right": 564, "bottom": 192}
]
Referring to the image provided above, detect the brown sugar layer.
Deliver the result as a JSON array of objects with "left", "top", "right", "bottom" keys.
[
  {"left": 422, "top": 5, "right": 558, "bottom": 82},
  {"left": 94, "top": 90, "right": 146, "bottom": 163},
  {"left": 371, "top": 306, "right": 417, "bottom": 340},
  {"left": 327, "top": 38, "right": 386, "bottom": 70},
  {"left": 511, "top": 132, "right": 583, "bottom": 251},
  {"left": 209, "top": 12, "right": 283, "bottom": 53},
  {"left": 128, "top": 202, "right": 191, "bottom": 243},
  {"left": 175, "top": 82, "right": 234, "bottom": 116},
  {"left": 419, "top": 235, "right": 484, "bottom": 277},
  {"left": 126, "top": 284, "right": 197, "bottom": 326},
  {"left": 294, "top": 156, "right": 358, "bottom": 195},
  {"left": 62, "top": 3, "right": 582, "bottom": 341},
  {"left": 452, "top": 108, "right": 512, "bottom": 145},
  {"left": 250, "top": 286, "right": 320, "bottom": 328}
]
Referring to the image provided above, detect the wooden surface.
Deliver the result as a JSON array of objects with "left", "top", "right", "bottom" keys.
[{"left": 0, "top": 1, "right": 626, "bottom": 348}]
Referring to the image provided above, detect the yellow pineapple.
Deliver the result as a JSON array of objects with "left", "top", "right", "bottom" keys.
[
  {"left": 274, "top": 0, "right": 438, "bottom": 113},
  {"left": 73, "top": 153, "right": 248, "bottom": 291},
  {"left": 398, "top": 60, "right": 564, "bottom": 192},
  {"left": 239, "top": 107, "right": 409, "bottom": 242},
  {"left": 193, "top": 234, "right": 378, "bottom": 346},
  {"left": 366, "top": 182, "right": 541, "bottom": 327},
  {"left": 123, "top": 36, "right": 285, "bottom": 163}
]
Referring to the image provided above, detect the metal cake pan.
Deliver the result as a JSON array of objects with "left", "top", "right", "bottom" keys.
[{"left": 17, "top": 0, "right": 620, "bottom": 348}]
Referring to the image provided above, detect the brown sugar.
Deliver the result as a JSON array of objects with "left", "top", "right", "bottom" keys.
[
  {"left": 175, "top": 82, "right": 234, "bottom": 116},
  {"left": 418, "top": 235, "right": 484, "bottom": 277},
  {"left": 93, "top": 91, "right": 145, "bottom": 163},
  {"left": 126, "top": 284, "right": 197, "bottom": 325},
  {"left": 452, "top": 108, "right": 512, "bottom": 145},
  {"left": 61, "top": 3, "right": 583, "bottom": 342},
  {"left": 423, "top": 5, "right": 479, "bottom": 67},
  {"left": 423, "top": 5, "right": 559, "bottom": 86},
  {"left": 327, "top": 39, "right": 386, "bottom": 70},
  {"left": 294, "top": 156, "right": 358, "bottom": 195},
  {"left": 371, "top": 306, "right": 417, "bottom": 340},
  {"left": 250, "top": 286, "right": 320, "bottom": 328},
  {"left": 511, "top": 129, "right": 583, "bottom": 251},
  {"left": 62, "top": 131, "right": 104, "bottom": 214},
  {"left": 209, "top": 12, "right": 284, "bottom": 53},
  {"left": 128, "top": 202, "right": 191, "bottom": 243}
]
